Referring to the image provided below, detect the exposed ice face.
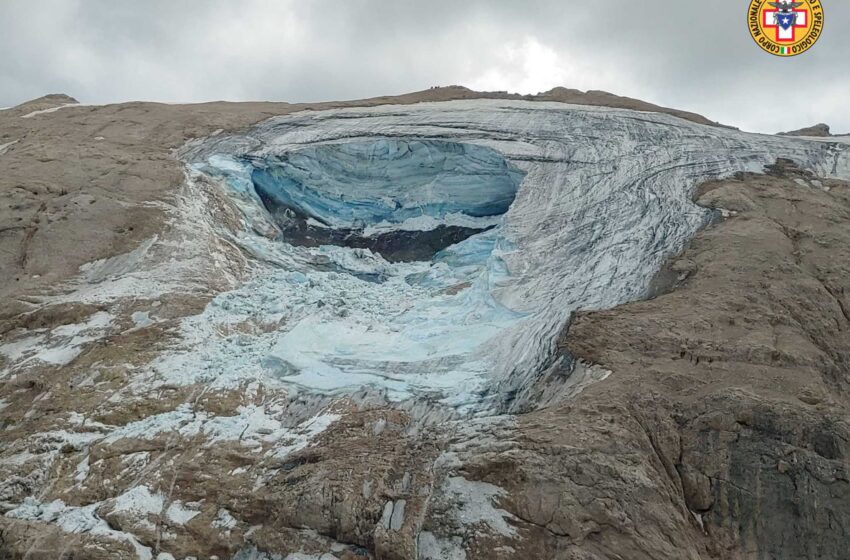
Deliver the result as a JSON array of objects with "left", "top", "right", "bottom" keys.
[
  {"left": 178, "top": 136, "right": 527, "bottom": 409},
  {"left": 212, "top": 139, "right": 525, "bottom": 264},
  {"left": 174, "top": 99, "right": 850, "bottom": 412},
  {"left": 250, "top": 139, "right": 523, "bottom": 230}
]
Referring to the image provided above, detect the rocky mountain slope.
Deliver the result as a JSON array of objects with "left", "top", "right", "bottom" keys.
[
  {"left": 778, "top": 123, "right": 833, "bottom": 137},
  {"left": 0, "top": 89, "right": 848, "bottom": 560},
  {"left": 779, "top": 123, "right": 850, "bottom": 138}
]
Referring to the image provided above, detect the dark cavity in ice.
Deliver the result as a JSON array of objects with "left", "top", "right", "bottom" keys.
[{"left": 245, "top": 139, "right": 524, "bottom": 262}]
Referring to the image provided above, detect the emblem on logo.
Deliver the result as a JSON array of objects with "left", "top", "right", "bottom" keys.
[{"left": 748, "top": 0, "right": 824, "bottom": 56}]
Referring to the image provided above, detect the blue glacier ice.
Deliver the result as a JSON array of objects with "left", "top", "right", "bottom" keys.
[{"left": 248, "top": 139, "right": 523, "bottom": 230}]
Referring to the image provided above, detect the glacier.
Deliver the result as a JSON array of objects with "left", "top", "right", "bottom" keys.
[{"left": 165, "top": 99, "right": 850, "bottom": 413}]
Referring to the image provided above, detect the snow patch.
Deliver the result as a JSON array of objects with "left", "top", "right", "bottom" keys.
[
  {"left": 0, "top": 311, "right": 113, "bottom": 374},
  {"left": 20, "top": 102, "right": 81, "bottom": 118},
  {"left": 0, "top": 334, "right": 46, "bottom": 364},
  {"left": 109, "top": 485, "right": 164, "bottom": 517},
  {"left": 6, "top": 497, "right": 153, "bottom": 560},
  {"left": 105, "top": 403, "right": 340, "bottom": 458},
  {"left": 213, "top": 508, "right": 238, "bottom": 531},
  {"left": 443, "top": 476, "right": 517, "bottom": 536},
  {"left": 130, "top": 311, "right": 155, "bottom": 329},
  {"left": 79, "top": 237, "right": 158, "bottom": 283},
  {"left": 0, "top": 139, "right": 18, "bottom": 155},
  {"left": 165, "top": 500, "right": 200, "bottom": 525},
  {"left": 106, "top": 485, "right": 199, "bottom": 528},
  {"left": 418, "top": 531, "right": 466, "bottom": 560},
  {"left": 74, "top": 455, "right": 90, "bottom": 483},
  {"left": 362, "top": 212, "right": 502, "bottom": 237},
  {"left": 0, "top": 450, "right": 38, "bottom": 466}
]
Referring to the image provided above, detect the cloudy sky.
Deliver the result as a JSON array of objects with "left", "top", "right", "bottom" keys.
[{"left": 1, "top": 0, "right": 847, "bottom": 133}]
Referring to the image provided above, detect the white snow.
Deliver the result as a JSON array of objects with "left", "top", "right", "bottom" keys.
[
  {"left": 105, "top": 403, "right": 340, "bottom": 458},
  {"left": 109, "top": 485, "right": 164, "bottom": 518},
  {"left": 442, "top": 476, "right": 517, "bottom": 536},
  {"left": 0, "top": 139, "right": 18, "bottom": 155},
  {"left": 0, "top": 450, "right": 38, "bottom": 466},
  {"left": 20, "top": 102, "right": 82, "bottom": 118},
  {"left": 0, "top": 428, "right": 105, "bottom": 478},
  {"left": 102, "top": 404, "right": 198, "bottom": 443},
  {"left": 6, "top": 497, "right": 153, "bottom": 560},
  {"left": 105, "top": 485, "right": 199, "bottom": 527},
  {"left": 130, "top": 311, "right": 155, "bottom": 329},
  {"left": 416, "top": 475, "right": 517, "bottom": 559},
  {"left": 51, "top": 168, "right": 248, "bottom": 309},
  {"left": 793, "top": 134, "right": 850, "bottom": 145},
  {"left": 165, "top": 500, "right": 200, "bottom": 525},
  {"left": 0, "top": 311, "right": 113, "bottom": 374},
  {"left": 0, "top": 334, "right": 46, "bottom": 363},
  {"left": 213, "top": 508, "right": 238, "bottom": 531},
  {"left": 417, "top": 531, "right": 466, "bottom": 560},
  {"left": 79, "top": 237, "right": 159, "bottom": 282},
  {"left": 362, "top": 212, "right": 502, "bottom": 236},
  {"left": 37, "top": 345, "right": 85, "bottom": 366},
  {"left": 74, "top": 456, "right": 91, "bottom": 483},
  {"left": 34, "top": 429, "right": 106, "bottom": 449},
  {"left": 270, "top": 412, "right": 341, "bottom": 459}
]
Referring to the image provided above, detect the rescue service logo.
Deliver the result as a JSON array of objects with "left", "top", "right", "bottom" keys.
[{"left": 748, "top": 0, "right": 824, "bottom": 56}]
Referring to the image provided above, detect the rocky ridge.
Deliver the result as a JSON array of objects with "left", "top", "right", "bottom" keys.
[{"left": 779, "top": 123, "right": 834, "bottom": 137}]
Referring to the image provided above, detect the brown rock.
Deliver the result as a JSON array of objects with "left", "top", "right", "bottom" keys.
[{"left": 778, "top": 123, "right": 831, "bottom": 137}]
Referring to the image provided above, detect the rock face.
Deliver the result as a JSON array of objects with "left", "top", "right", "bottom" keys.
[
  {"left": 1, "top": 90, "right": 849, "bottom": 560},
  {"left": 561, "top": 160, "right": 850, "bottom": 559},
  {"left": 778, "top": 122, "right": 832, "bottom": 137}
]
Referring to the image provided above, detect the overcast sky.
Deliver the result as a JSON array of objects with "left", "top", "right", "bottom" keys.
[{"left": 1, "top": 0, "right": 847, "bottom": 133}]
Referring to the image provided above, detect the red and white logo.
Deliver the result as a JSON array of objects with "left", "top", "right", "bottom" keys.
[
  {"left": 763, "top": 2, "right": 808, "bottom": 42},
  {"left": 749, "top": 0, "right": 824, "bottom": 57}
]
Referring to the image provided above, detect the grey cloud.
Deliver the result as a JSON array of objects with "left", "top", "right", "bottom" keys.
[{"left": 0, "top": 0, "right": 847, "bottom": 132}]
